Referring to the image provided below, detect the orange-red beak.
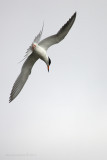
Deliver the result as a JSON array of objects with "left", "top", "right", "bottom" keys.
[{"left": 47, "top": 65, "right": 49, "bottom": 72}]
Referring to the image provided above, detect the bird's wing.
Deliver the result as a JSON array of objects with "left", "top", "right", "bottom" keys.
[
  {"left": 39, "top": 12, "right": 76, "bottom": 50},
  {"left": 33, "top": 22, "right": 44, "bottom": 43},
  {"left": 23, "top": 23, "right": 44, "bottom": 60},
  {"left": 9, "top": 53, "right": 39, "bottom": 102}
]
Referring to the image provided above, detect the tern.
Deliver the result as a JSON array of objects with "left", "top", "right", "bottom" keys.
[{"left": 9, "top": 12, "right": 76, "bottom": 102}]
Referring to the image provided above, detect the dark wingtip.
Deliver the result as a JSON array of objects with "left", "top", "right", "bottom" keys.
[
  {"left": 9, "top": 96, "right": 12, "bottom": 103},
  {"left": 69, "top": 12, "right": 77, "bottom": 25},
  {"left": 74, "top": 12, "right": 77, "bottom": 16},
  {"left": 73, "top": 12, "right": 77, "bottom": 19},
  {"left": 9, "top": 92, "right": 14, "bottom": 103}
]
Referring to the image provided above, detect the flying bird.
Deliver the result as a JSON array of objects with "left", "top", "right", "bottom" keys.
[{"left": 9, "top": 12, "right": 76, "bottom": 102}]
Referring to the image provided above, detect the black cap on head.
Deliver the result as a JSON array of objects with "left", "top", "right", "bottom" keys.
[{"left": 48, "top": 57, "right": 51, "bottom": 65}]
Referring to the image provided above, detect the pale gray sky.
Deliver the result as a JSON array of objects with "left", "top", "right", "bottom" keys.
[{"left": 0, "top": 0, "right": 107, "bottom": 160}]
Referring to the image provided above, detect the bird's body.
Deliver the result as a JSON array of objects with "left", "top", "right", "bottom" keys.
[
  {"left": 33, "top": 43, "right": 48, "bottom": 64},
  {"left": 9, "top": 12, "right": 76, "bottom": 102}
]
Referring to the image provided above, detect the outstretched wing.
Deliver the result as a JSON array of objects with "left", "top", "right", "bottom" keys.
[
  {"left": 22, "top": 23, "right": 44, "bottom": 61},
  {"left": 39, "top": 12, "right": 76, "bottom": 50},
  {"left": 9, "top": 53, "right": 39, "bottom": 102},
  {"left": 33, "top": 22, "right": 44, "bottom": 43}
]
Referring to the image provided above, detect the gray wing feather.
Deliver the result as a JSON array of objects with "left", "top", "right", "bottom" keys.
[
  {"left": 23, "top": 23, "right": 44, "bottom": 60},
  {"left": 9, "top": 53, "right": 39, "bottom": 102},
  {"left": 33, "top": 22, "right": 44, "bottom": 43},
  {"left": 39, "top": 12, "right": 76, "bottom": 50}
]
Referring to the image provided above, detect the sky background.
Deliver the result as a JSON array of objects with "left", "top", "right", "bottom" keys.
[{"left": 0, "top": 0, "right": 107, "bottom": 160}]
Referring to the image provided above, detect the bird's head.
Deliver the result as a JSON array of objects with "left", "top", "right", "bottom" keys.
[{"left": 47, "top": 57, "right": 51, "bottom": 72}]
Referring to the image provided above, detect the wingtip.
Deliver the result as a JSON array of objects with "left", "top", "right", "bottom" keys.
[
  {"left": 41, "top": 21, "right": 44, "bottom": 33},
  {"left": 69, "top": 12, "right": 76, "bottom": 22},
  {"left": 73, "top": 12, "right": 77, "bottom": 18},
  {"left": 9, "top": 92, "right": 14, "bottom": 103},
  {"left": 9, "top": 100, "right": 11, "bottom": 103},
  {"left": 9, "top": 96, "right": 12, "bottom": 103}
]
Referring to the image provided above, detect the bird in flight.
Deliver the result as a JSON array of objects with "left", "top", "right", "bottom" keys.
[{"left": 9, "top": 12, "right": 76, "bottom": 103}]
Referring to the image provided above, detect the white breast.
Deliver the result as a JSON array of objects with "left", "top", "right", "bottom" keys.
[{"left": 34, "top": 45, "right": 48, "bottom": 64}]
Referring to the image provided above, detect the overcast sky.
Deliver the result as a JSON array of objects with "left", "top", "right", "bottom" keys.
[{"left": 0, "top": 0, "right": 107, "bottom": 160}]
